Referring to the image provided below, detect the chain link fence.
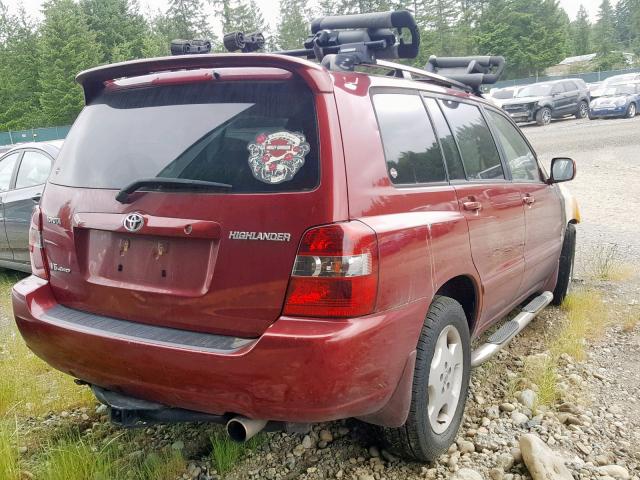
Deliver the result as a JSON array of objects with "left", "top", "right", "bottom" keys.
[
  {"left": 491, "top": 67, "right": 640, "bottom": 90},
  {"left": 0, "top": 125, "right": 71, "bottom": 146}
]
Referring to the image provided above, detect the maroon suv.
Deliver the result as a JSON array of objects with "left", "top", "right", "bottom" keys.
[{"left": 12, "top": 12, "right": 579, "bottom": 461}]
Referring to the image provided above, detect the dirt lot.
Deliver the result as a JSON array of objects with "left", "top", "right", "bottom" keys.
[{"left": 1, "top": 117, "right": 639, "bottom": 480}]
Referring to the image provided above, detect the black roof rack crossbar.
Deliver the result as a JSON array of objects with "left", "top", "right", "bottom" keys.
[
  {"left": 425, "top": 55, "right": 505, "bottom": 93},
  {"left": 373, "top": 60, "right": 472, "bottom": 92}
]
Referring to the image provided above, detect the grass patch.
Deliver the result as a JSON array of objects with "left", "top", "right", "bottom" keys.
[
  {"left": 523, "top": 354, "right": 558, "bottom": 407},
  {"left": 0, "top": 420, "right": 20, "bottom": 480},
  {"left": 38, "top": 435, "right": 122, "bottom": 480},
  {"left": 36, "top": 431, "right": 186, "bottom": 480},
  {"left": 516, "top": 288, "right": 610, "bottom": 407},
  {"left": 588, "top": 244, "right": 633, "bottom": 281},
  {"left": 0, "top": 272, "right": 93, "bottom": 418},
  {"left": 622, "top": 311, "right": 639, "bottom": 333},
  {"left": 210, "top": 430, "right": 266, "bottom": 474}
]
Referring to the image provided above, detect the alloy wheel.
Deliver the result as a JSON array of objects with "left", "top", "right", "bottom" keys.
[
  {"left": 579, "top": 102, "right": 588, "bottom": 118},
  {"left": 628, "top": 104, "right": 636, "bottom": 118},
  {"left": 427, "top": 325, "right": 464, "bottom": 434}
]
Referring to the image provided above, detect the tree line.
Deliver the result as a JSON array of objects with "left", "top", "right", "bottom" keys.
[{"left": 0, "top": 0, "right": 639, "bottom": 131}]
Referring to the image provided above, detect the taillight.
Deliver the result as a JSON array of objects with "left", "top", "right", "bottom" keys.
[
  {"left": 283, "top": 222, "right": 378, "bottom": 318},
  {"left": 29, "top": 206, "right": 49, "bottom": 279}
]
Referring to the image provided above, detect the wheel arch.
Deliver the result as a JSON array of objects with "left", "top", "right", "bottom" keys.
[{"left": 434, "top": 275, "right": 479, "bottom": 333}]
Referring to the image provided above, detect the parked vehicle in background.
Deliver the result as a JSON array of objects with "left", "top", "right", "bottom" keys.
[
  {"left": 0, "top": 141, "right": 60, "bottom": 272},
  {"left": 485, "top": 86, "right": 520, "bottom": 108},
  {"left": 590, "top": 73, "right": 640, "bottom": 98},
  {"left": 589, "top": 83, "right": 640, "bottom": 119},
  {"left": 11, "top": 11, "right": 580, "bottom": 463},
  {"left": 501, "top": 79, "right": 590, "bottom": 125}
]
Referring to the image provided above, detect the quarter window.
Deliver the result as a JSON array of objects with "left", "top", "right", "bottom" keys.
[
  {"left": 439, "top": 100, "right": 505, "bottom": 180},
  {"left": 373, "top": 93, "right": 447, "bottom": 184},
  {"left": 486, "top": 110, "right": 541, "bottom": 182},
  {"left": 15, "top": 151, "right": 52, "bottom": 189},
  {"left": 0, "top": 152, "right": 19, "bottom": 192}
]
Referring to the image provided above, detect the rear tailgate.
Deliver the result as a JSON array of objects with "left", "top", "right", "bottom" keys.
[{"left": 40, "top": 62, "right": 346, "bottom": 338}]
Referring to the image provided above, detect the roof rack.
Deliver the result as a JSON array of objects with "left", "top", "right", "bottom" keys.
[
  {"left": 86, "top": 10, "right": 504, "bottom": 98},
  {"left": 366, "top": 59, "right": 473, "bottom": 92},
  {"left": 425, "top": 56, "right": 505, "bottom": 94}
]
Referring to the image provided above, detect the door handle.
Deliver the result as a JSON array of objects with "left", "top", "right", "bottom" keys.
[
  {"left": 523, "top": 194, "right": 535, "bottom": 205},
  {"left": 32, "top": 193, "right": 42, "bottom": 203},
  {"left": 463, "top": 201, "right": 482, "bottom": 211}
]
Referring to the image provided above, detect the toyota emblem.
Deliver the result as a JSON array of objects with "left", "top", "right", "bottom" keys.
[{"left": 123, "top": 212, "right": 144, "bottom": 233}]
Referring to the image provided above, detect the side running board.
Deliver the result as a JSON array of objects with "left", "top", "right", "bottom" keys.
[{"left": 471, "top": 291, "right": 554, "bottom": 368}]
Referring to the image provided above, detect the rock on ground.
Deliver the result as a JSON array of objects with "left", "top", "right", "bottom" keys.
[{"left": 519, "top": 434, "right": 573, "bottom": 480}]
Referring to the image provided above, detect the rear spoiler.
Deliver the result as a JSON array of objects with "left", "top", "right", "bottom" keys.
[
  {"left": 425, "top": 56, "right": 505, "bottom": 94},
  {"left": 75, "top": 53, "right": 333, "bottom": 104}
]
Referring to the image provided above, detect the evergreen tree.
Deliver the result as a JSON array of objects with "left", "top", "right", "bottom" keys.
[
  {"left": 0, "top": 5, "right": 41, "bottom": 129},
  {"left": 275, "top": 0, "right": 310, "bottom": 50},
  {"left": 37, "top": 0, "right": 102, "bottom": 126},
  {"left": 80, "top": 0, "right": 149, "bottom": 62},
  {"left": 476, "top": 0, "right": 569, "bottom": 78},
  {"left": 614, "top": 0, "right": 630, "bottom": 48},
  {"left": 164, "top": 0, "right": 214, "bottom": 40},
  {"left": 571, "top": 4, "right": 591, "bottom": 55},
  {"left": 218, "top": 0, "right": 267, "bottom": 35},
  {"left": 594, "top": 0, "right": 616, "bottom": 55}
]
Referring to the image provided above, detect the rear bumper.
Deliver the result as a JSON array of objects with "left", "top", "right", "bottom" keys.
[{"left": 13, "top": 276, "right": 424, "bottom": 425}]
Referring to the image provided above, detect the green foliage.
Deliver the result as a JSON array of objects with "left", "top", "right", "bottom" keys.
[
  {"left": 0, "top": 5, "right": 41, "bottom": 130},
  {"left": 80, "top": 0, "right": 149, "bottom": 62},
  {"left": 476, "top": 0, "right": 570, "bottom": 78},
  {"left": 571, "top": 4, "right": 591, "bottom": 55},
  {"left": 275, "top": 0, "right": 310, "bottom": 49},
  {"left": 0, "top": 420, "right": 20, "bottom": 480},
  {"left": 594, "top": 0, "right": 616, "bottom": 55},
  {"left": 37, "top": 0, "right": 103, "bottom": 126},
  {"left": 210, "top": 430, "right": 266, "bottom": 474}
]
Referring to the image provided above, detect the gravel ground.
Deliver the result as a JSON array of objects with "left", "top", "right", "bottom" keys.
[{"left": 523, "top": 116, "right": 640, "bottom": 273}]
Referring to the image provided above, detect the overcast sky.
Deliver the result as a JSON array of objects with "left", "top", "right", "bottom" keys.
[{"left": 4, "top": 0, "right": 608, "bottom": 28}]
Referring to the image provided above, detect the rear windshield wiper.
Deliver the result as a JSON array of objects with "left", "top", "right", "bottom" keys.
[{"left": 116, "top": 177, "right": 232, "bottom": 204}]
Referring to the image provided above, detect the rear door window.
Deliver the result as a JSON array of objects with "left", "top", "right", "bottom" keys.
[
  {"left": 51, "top": 80, "right": 319, "bottom": 193},
  {"left": 438, "top": 100, "right": 505, "bottom": 180},
  {"left": 15, "top": 151, "right": 52, "bottom": 189},
  {"left": 372, "top": 93, "right": 447, "bottom": 185}
]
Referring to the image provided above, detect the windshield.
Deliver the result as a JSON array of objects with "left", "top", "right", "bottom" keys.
[
  {"left": 601, "top": 85, "right": 635, "bottom": 96},
  {"left": 51, "top": 80, "right": 319, "bottom": 193},
  {"left": 491, "top": 89, "right": 514, "bottom": 99},
  {"left": 516, "top": 84, "right": 553, "bottom": 98},
  {"left": 602, "top": 75, "right": 637, "bottom": 87}
]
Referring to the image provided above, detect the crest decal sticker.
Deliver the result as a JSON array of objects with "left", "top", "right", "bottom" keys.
[{"left": 247, "top": 131, "right": 310, "bottom": 184}]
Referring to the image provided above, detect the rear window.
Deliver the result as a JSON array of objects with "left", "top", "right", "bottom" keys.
[{"left": 51, "top": 80, "right": 319, "bottom": 193}]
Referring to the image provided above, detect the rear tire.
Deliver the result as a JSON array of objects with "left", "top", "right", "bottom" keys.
[
  {"left": 536, "top": 107, "right": 552, "bottom": 126},
  {"left": 626, "top": 103, "right": 636, "bottom": 118},
  {"left": 575, "top": 100, "right": 589, "bottom": 119},
  {"left": 552, "top": 223, "right": 576, "bottom": 306},
  {"left": 379, "top": 296, "right": 470, "bottom": 461}
]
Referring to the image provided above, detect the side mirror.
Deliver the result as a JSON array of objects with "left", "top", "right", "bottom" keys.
[{"left": 549, "top": 157, "right": 576, "bottom": 183}]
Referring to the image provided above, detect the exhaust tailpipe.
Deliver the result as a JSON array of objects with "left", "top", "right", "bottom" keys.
[{"left": 226, "top": 416, "right": 268, "bottom": 442}]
